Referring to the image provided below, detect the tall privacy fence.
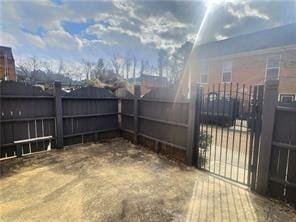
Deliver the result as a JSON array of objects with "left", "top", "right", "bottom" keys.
[
  {"left": 0, "top": 80, "right": 295, "bottom": 204},
  {"left": 0, "top": 81, "right": 118, "bottom": 158},
  {"left": 119, "top": 86, "right": 194, "bottom": 163}
]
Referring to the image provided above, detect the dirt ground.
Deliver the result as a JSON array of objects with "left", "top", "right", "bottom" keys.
[{"left": 0, "top": 138, "right": 295, "bottom": 222}]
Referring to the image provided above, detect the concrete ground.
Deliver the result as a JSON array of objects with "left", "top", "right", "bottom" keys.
[
  {"left": 0, "top": 138, "right": 295, "bottom": 222},
  {"left": 200, "top": 123, "right": 254, "bottom": 184}
]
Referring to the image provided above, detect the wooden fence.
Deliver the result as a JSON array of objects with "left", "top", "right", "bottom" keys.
[
  {"left": 0, "top": 81, "right": 118, "bottom": 158},
  {"left": 1, "top": 80, "right": 295, "bottom": 204},
  {"left": 254, "top": 80, "right": 296, "bottom": 205},
  {"left": 268, "top": 102, "right": 296, "bottom": 203},
  {"left": 119, "top": 86, "right": 198, "bottom": 163}
]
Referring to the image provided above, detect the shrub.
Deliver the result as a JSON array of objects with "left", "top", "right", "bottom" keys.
[{"left": 198, "top": 131, "right": 212, "bottom": 166}]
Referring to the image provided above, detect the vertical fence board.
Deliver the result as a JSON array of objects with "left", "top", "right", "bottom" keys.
[
  {"left": 256, "top": 80, "right": 279, "bottom": 194},
  {"left": 1, "top": 82, "right": 119, "bottom": 158}
]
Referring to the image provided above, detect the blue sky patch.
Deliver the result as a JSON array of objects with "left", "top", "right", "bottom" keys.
[
  {"left": 50, "top": 0, "right": 64, "bottom": 5},
  {"left": 21, "top": 27, "right": 47, "bottom": 37},
  {"left": 63, "top": 19, "right": 95, "bottom": 35},
  {"left": 82, "top": 33, "right": 97, "bottom": 41}
]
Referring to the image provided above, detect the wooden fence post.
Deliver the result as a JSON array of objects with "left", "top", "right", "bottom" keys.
[
  {"left": 133, "top": 85, "right": 141, "bottom": 144},
  {"left": 54, "top": 81, "right": 64, "bottom": 148},
  {"left": 256, "top": 80, "right": 279, "bottom": 194},
  {"left": 186, "top": 83, "right": 201, "bottom": 166}
]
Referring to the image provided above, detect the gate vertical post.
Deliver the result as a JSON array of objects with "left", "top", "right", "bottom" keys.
[
  {"left": 256, "top": 80, "right": 279, "bottom": 194},
  {"left": 186, "top": 83, "right": 201, "bottom": 166},
  {"left": 250, "top": 85, "right": 264, "bottom": 191},
  {"left": 133, "top": 85, "right": 141, "bottom": 144},
  {"left": 54, "top": 81, "right": 64, "bottom": 149}
]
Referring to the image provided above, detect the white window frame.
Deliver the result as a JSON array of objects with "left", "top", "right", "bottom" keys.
[
  {"left": 222, "top": 61, "right": 232, "bottom": 83},
  {"left": 199, "top": 64, "right": 209, "bottom": 84},
  {"left": 265, "top": 55, "right": 281, "bottom": 81},
  {"left": 279, "top": 94, "right": 295, "bottom": 103}
]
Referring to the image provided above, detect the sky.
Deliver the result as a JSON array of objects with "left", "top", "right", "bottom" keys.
[{"left": 1, "top": 0, "right": 296, "bottom": 71}]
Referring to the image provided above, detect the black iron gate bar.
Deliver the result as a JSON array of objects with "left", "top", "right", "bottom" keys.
[
  {"left": 244, "top": 85, "right": 252, "bottom": 184},
  {"left": 198, "top": 83, "right": 261, "bottom": 186},
  {"left": 224, "top": 83, "right": 233, "bottom": 178}
]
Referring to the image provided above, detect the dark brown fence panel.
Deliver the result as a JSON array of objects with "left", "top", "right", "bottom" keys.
[
  {"left": 138, "top": 100, "right": 188, "bottom": 148},
  {"left": 120, "top": 87, "right": 189, "bottom": 162},
  {"left": 0, "top": 82, "right": 55, "bottom": 158},
  {"left": 269, "top": 103, "right": 296, "bottom": 204},
  {"left": 62, "top": 87, "right": 119, "bottom": 146},
  {"left": 1, "top": 82, "right": 120, "bottom": 159},
  {"left": 121, "top": 98, "right": 134, "bottom": 134}
]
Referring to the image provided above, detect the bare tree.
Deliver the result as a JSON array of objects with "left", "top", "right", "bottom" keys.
[
  {"left": 110, "top": 54, "right": 123, "bottom": 76},
  {"left": 17, "top": 56, "right": 39, "bottom": 82},
  {"left": 27, "top": 56, "right": 38, "bottom": 74},
  {"left": 82, "top": 59, "right": 94, "bottom": 80},
  {"left": 95, "top": 58, "right": 105, "bottom": 80},
  {"left": 157, "top": 49, "right": 168, "bottom": 77},
  {"left": 124, "top": 55, "right": 132, "bottom": 79},
  {"left": 58, "top": 59, "right": 65, "bottom": 75},
  {"left": 170, "top": 54, "right": 180, "bottom": 84},
  {"left": 140, "top": 59, "right": 148, "bottom": 77},
  {"left": 132, "top": 56, "right": 137, "bottom": 83},
  {"left": 40, "top": 61, "right": 54, "bottom": 75}
]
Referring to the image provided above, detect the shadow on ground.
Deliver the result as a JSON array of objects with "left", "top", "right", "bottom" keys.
[{"left": 0, "top": 138, "right": 295, "bottom": 221}]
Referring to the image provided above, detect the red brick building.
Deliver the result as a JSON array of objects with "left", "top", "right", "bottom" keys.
[
  {"left": 188, "top": 23, "right": 296, "bottom": 102},
  {"left": 0, "top": 46, "right": 16, "bottom": 81}
]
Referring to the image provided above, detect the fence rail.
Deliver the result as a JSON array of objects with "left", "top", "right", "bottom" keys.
[
  {"left": 120, "top": 86, "right": 191, "bottom": 162},
  {"left": 0, "top": 81, "right": 119, "bottom": 159},
  {"left": 268, "top": 102, "right": 296, "bottom": 203}
]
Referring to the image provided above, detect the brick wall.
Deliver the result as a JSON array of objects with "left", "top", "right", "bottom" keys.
[
  {"left": 0, "top": 56, "right": 16, "bottom": 81},
  {"left": 188, "top": 47, "right": 296, "bottom": 97}
]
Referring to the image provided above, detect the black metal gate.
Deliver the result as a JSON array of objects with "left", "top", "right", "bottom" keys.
[{"left": 197, "top": 83, "right": 263, "bottom": 187}]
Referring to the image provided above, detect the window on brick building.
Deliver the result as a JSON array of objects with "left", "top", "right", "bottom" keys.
[
  {"left": 279, "top": 94, "right": 295, "bottom": 103},
  {"left": 222, "top": 62, "right": 232, "bottom": 82},
  {"left": 266, "top": 55, "right": 280, "bottom": 80},
  {"left": 200, "top": 64, "right": 209, "bottom": 83}
]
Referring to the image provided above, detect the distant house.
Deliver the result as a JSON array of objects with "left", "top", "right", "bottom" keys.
[
  {"left": 0, "top": 46, "right": 16, "bottom": 81},
  {"left": 128, "top": 74, "right": 168, "bottom": 95},
  {"left": 188, "top": 23, "right": 296, "bottom": 103}
]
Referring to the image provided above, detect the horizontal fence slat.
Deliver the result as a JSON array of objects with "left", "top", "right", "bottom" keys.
[
  {"left": 62, "top": 112, "right": 117, "bottom": 119},
  {"left": 0, "top": 117, "right": 55, "bottom": 123},
  {"left": 120, "top": 128, "right": 134, "bottom": 134},
  {"left": 0, "top": 95, "right": 54, "bottom": 99},
  {"left": 140, "top": 98, "right": 189, "bottom": 104},
  {"left": 269, "top": 177, "right": 296, "bottom": 188},
  {"left": 138, "top": 133, "right": 186, "bottom": 151},
  {"left": 276, "top": 106, "right": 296, "bottom": 112},
  {"left": 138, "top": 115, "right": 188, "bottom": 128},
  {"left": 0, "top": 143, "right": 14, "bottom": 147},
  {"left": 62, "top": 97, "right": 118, "bottom": 100},
  {"left": 63, "top": 128, "right": 118, "bottom": 138},
  {"left": 272, "top": 141, "right": 296, "bottom": 151},
  {"left": 119, "top": 112, "right": 134, "bottom": 118}
]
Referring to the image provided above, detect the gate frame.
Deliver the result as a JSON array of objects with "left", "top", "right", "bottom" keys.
[{"left": 193, "top": 82, "right": 266, "bottom": 188}]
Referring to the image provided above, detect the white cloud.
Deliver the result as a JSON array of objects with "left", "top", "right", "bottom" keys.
[
  {"left": 215, "top": 34, "right": 228, "bottom": 41},
  {"left": 23, "top": 33, "right": 45, "bottom": 49},
  {"left": 44, "top": 29, "right": 83, "bottom": 50},
  {"left": 0, "top": 32, "right": 19, "bottom": 47},
  {"left": 228, "top": 4, "right": 270, "bottom": 20},
  {"left": 1, "top": 0, "right": 294, "bottom": 66}
]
